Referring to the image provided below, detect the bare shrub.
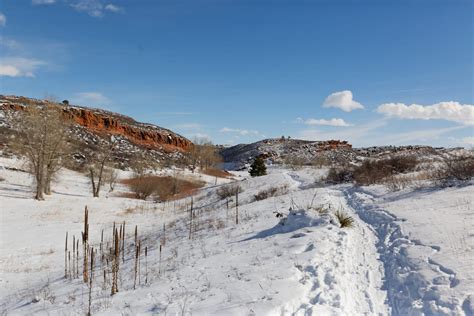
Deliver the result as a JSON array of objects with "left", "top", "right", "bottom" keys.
[
  {"left": 384, "top": 175, "right": 413, "bottom": 191},
  {"left": 353, "top": 155, "right": 419, "bottom": 186},
  {"left": 216, "top": 183, "right": 242, "bottom": 199},
  {"left": 311, "top": 155, "right": 330, "bottom": 168},
  {"left": 254, "top": 185, "right": 289, "bottom": 201},
  {"left": 432, "top": 154, "right": 474, "bottom": 184},
  {"left": 353, "top": 160, "right": 391, "bottom": 185},
  {"left": 325, "top": 167, "right": 354, "bottom": 184},
  {"left": 284, "top": 155, "right": 306, "bottom": 170},
  {"left": 386, "top": 155, "right": 418, "bottom": 174},
  {"left": 128, "top": 177, "right": 158, "bottom": 200},
  {"left": 334, "top": 210, "right": 354, "bottom": 228}
]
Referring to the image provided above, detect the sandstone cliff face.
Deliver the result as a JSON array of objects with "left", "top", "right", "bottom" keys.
[{"left": 0, "top": 95, "right": 192, "bottom": 153}]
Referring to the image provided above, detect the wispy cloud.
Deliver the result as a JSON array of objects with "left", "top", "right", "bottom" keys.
[
  {"left": 323, "top": 90, "right": 364, "bottom": 112},
  {"left": 220, "top": 127, "right": 261, "bottom": 136},
  {"left": 72, "top": 92, "right": 111, "bottom": 106},
  {"left": 0, "top": 12, "right": 6, "bottom": 27},
  {"left": 297, "top": 117, "right": 352, "bottom": 127},
  {"left": 32, "top": 0, "right": 57, "bottom": 4},
  {"left": 70, "top": 0, "right": 124, "bottom": 17},
  {"left": 104, "top": 4, "right": 123, "bottom": 13},
  {"left": 31, "top": 0, "right": 124, "bottom": 17},
  {"left": 377, "top": 101, "right": 474, "bottom": 125},
  {"left": 0, "top": 57, "right": 46, "bottom": 77}
]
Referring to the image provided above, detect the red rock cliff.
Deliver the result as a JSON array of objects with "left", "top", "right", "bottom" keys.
[{"left": 0, "top": 95, "right": 193, "bottom": 152}]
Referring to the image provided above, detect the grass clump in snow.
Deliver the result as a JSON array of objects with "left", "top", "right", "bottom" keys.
[{"left": 334, "top": 210, "right": 354, "bottom": 228}]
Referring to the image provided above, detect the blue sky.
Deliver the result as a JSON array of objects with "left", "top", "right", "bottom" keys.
[{"left": 0, "top": 0, "right": 472, "bottom": 147}]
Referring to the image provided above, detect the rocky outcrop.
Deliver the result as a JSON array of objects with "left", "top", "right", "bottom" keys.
[
  {"left": 220, "top": 138, "right": 354, "bottom": 170},
  {"left": 0, "top": 95, "right": 192, "bottom": 153}
]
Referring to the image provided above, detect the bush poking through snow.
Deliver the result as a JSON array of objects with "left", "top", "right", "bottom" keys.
[
  {"left": 436, "top": 154, "right": 474, "bottom": 183},
  {"left": 254, "top": 185, "right": 289, "bottom": 201},
  {"left": 216, "top": 183, "right": 242, "bottom": 199},
  {"left": 326, "top": 167, "right": 354, "bottom": 184},
  {"left": 334, "top": 210, "right": 354, "bottom": 228}
]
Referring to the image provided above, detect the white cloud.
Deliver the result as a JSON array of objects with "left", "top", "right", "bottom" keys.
[
  {"left": 72, "top": 92, "right": 111, "bottom": 106},
  {"left": 70, "top": 0, "right": 124, "bottom": 17},
  {"left": 220, "top": 127, "right": 261, "bottom": 136},
  {"left": 322, "top": 90, "right": 364, "bottom": 112},
  {"left": 298, "top": 117, "right": 352, "bottom": 127},
  {"left": 104, "top": 4, "right": 123, "bottom": 13},
  {"left": 377, "top": 101, "right": 474, "bottom": 125},
  {"left": 32, "top": 0, "right": 56, "bottom": 4},
  {"left": 0, "top": 12, "right": 6, "bottom": 27},
  {"left": 0, "top": 57, "right": 46, "bottom": 77},
  {"left": 71, "top": 0, "right": 104, "bottom": 17}
]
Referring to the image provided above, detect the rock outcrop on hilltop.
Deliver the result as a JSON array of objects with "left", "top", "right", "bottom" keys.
[
  {"left": 0, "top": 95, "right": 195, "bottom": 169},
  {"left": 0, "top": 95, "right": 192, "bottom": 153},
  {"left": 220, "top": 138, "right": 355, "bottom": 169},
  {"left": 220, "top": 137, "right": 457, "bottom": 170}
]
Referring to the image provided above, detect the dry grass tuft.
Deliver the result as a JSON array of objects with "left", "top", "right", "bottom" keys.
[{"left": 334, "top": 210, "right": 354, "bottom": 228}]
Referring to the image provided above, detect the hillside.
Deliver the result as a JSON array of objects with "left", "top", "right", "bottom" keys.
[
  {"left": 220, "top": 137, "right": 452, "bottom": 170},
  {"left": 0, "top": 95, "right": 193, "bottom": 168},
  {"left": 0, "top": 156, "right": 473, "bottom": 315}
]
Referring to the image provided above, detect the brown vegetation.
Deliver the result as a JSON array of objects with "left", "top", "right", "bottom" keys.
[
  {"left": 122, "top": 175, "right": 205, "bottom": 201},
  {"left": 202, "top": 168, "right": 232, "bottom": 178},
  {"left": 254, "top": 185, "right": 289, "bottom": 201}
]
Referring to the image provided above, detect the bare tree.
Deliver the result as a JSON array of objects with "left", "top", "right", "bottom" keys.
[
  {"left": 14, "top": 104, "right": 70, "bottom": 200},
  {"left": 88, "top": 139, "right": 117, "bottom": 197},
  {"left": 188, "top": 137, "right": 222, "bottom": 172}
]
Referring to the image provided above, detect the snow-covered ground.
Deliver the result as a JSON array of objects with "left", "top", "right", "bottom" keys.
[{"left": 0, "top": 158, "right": 472, "bottom": 315}]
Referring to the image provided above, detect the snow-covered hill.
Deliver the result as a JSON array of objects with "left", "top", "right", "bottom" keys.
[{"left": 0, "top": 157, "right": 473, "bottom": 315}]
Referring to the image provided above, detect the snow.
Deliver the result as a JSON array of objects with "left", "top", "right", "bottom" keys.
[{"left": 0, "top": 158, "right": 473, "bottom": 315}]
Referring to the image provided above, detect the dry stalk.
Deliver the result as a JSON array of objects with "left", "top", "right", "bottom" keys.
[
  {"left": 83, "top": 206, "right": 89, "bottom": 283},
  {"left": 64, "top": 232, "right": 68, "bottom": 278}
]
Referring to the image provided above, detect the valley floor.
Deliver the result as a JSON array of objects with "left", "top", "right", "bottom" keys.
[{"left": 0, "top": 158, "right": 472, "bottom": 315}]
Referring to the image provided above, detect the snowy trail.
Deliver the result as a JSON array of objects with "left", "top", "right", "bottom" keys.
[
  {"left": 280, "top": 175, "right": 389, "bottom": 316},
  {"left": 344, "top": 187, "right": 472, "bottom": 316}
]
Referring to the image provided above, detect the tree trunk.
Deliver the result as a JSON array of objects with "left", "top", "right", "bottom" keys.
[
  {"left": 44, "top": 176, "right": 52, "bottom": 195},
  {"left": 35, "top": 164, "right": 45, "bottom": 200},
  {"left": 90, "top": 169, "right": 98, "bottom": 198}
]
